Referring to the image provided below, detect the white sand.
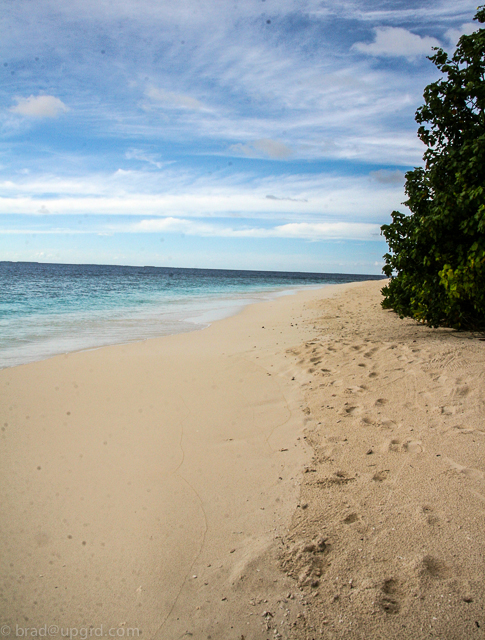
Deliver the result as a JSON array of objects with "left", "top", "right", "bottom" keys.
[
  {"left": 0, "top": 284, "right": 344, "bottom": 638},
  {"left": 280, "top": 280, "right": 485, "bottom": 639},
  {"left": 1, "top": 280, "right": 484, "bottom": 640}
]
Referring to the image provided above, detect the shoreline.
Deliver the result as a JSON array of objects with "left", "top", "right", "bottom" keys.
[
  {"left": 1, "top": 260, "right": 384, "bottom": 371},
  {"left": 0, "top": 282, "right": 352, "bottom": 638},
  {"left": 0, "top": 282, "right": 333, "bottom": 371},
  {"left": 2, "top": 279, "right": 483, "bottom": 639}
]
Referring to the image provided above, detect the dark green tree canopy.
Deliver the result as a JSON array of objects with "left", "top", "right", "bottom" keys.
[{"left": 381, "top": 6, "right": 485, "bottom": 329}]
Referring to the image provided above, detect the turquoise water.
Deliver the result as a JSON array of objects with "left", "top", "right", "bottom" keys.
[{"left": 0, "top": 262, "right": 384, "bottom": 369}]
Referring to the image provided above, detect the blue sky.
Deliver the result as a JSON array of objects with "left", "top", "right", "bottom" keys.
[{"left": 0, "top": 0, "right": 479, "bottom": 274}]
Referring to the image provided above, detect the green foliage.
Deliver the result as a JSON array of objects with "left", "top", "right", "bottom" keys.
[{"left": 381, "top": 6, "right": 485, "bottom": 329}]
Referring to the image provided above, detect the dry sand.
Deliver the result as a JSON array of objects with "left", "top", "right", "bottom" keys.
[{"left": 1, "top": 280, "right": 484, "bottom": 640}]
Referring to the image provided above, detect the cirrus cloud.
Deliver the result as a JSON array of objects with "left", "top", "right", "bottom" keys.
[
  {"left": 230, "top": 139, "right": 293, "bottom": 159},
  {"left": 144, "top": 87, "right": 205, "bottom": 110}
]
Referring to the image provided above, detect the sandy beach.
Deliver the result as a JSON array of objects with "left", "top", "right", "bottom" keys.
[{"left": 1, "top": 280, "right": 484, "bottom": 639}]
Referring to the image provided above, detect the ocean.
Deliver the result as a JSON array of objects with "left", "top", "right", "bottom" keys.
[{"left": 0, "top": 262, "right": 384, "bottom": 369}]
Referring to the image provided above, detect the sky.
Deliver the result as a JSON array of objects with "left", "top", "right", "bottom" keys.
[{"left": 0, "top": 0, "right": 480, "bottom": 274}]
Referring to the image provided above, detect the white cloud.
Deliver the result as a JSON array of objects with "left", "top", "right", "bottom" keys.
[
  {"left": 0, "top": 165, "right": 408, "bottom": 227},
  {"left": 230, "top": 139, "right": 293, "bottom": 159},
  {"left": 333, "top": 1, "right": 477, "bottom": 25},
  {"left": 445, "top": 22, "right": 476, "bottom": 46},
  {"left": 0, "top": 216, "right": 382, "bottom": 242},
  {"left": 266, "top": 194, "right": 308, "bottom": 202},
  {"left": 369, "top": 169, "right": 405, "bottom": 184},
  {"left": 9, "top": 95, "right": 69, "bottom": 118},
  {"left": 134, "top": 217, "right": 194, "bottom": 233},
  {"left": 353, "top": 27, "right": 441, "bottom": 60},
  {"left": 144, "top": 87, "right": 205, "bottom": 110},
  {"left": 130, "top": 217, "right": 381, "bottom": 240},
  {"left": 267, "top": 221, "right": 381, "bottom": 240}
]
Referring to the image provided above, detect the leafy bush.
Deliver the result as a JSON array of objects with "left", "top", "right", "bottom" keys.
[{"left": 381, "top": 6, "right": 485, "bottom": 329}]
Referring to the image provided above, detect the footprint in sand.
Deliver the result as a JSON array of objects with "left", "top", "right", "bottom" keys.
[
  {"left": 420, "top": 555, "right": 451, "bottom": 580},
  {"left": 451, "top": 425, "right": 484, "bottom": 435},
  {"left": 379, "top": 418, "right": 397, "bottom": 430},
  {"left": 451, "top": 385, "right": 470, "bottom": 398},
  {"left": 341, "top": 404, "right": 361, "bottom": 416},
  {"left": 343, "top": 513, "right": 359, "bottom": 524},
  {"left": 372, "top": 469, "right": 390, "bottom": 482},
  {"left": 381, "top": 439, "right": 401, "bottom": 453},
  {"left": 375, "top": 398, "right": 388, "bottom": 407},
  {"left": 381, "top": 439, "right": 423, "bottom": 454},
  {"left": 345, "top": 385, "right": 367, "bottom": 395},
  {"left": 379, "top": 578, "right": 401, "bottom": 614},
  {"left": 421, "top": 505, "right": 440, "bottom": 525},
  {"left": 445, "top": 457, "right": 484, "bottom": 482},
  {"left": 440, "top": 405, "right": 458, "bottom": 415},
  {"left": 403, "top": 440, "right": 424, "bottom": 454}
]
